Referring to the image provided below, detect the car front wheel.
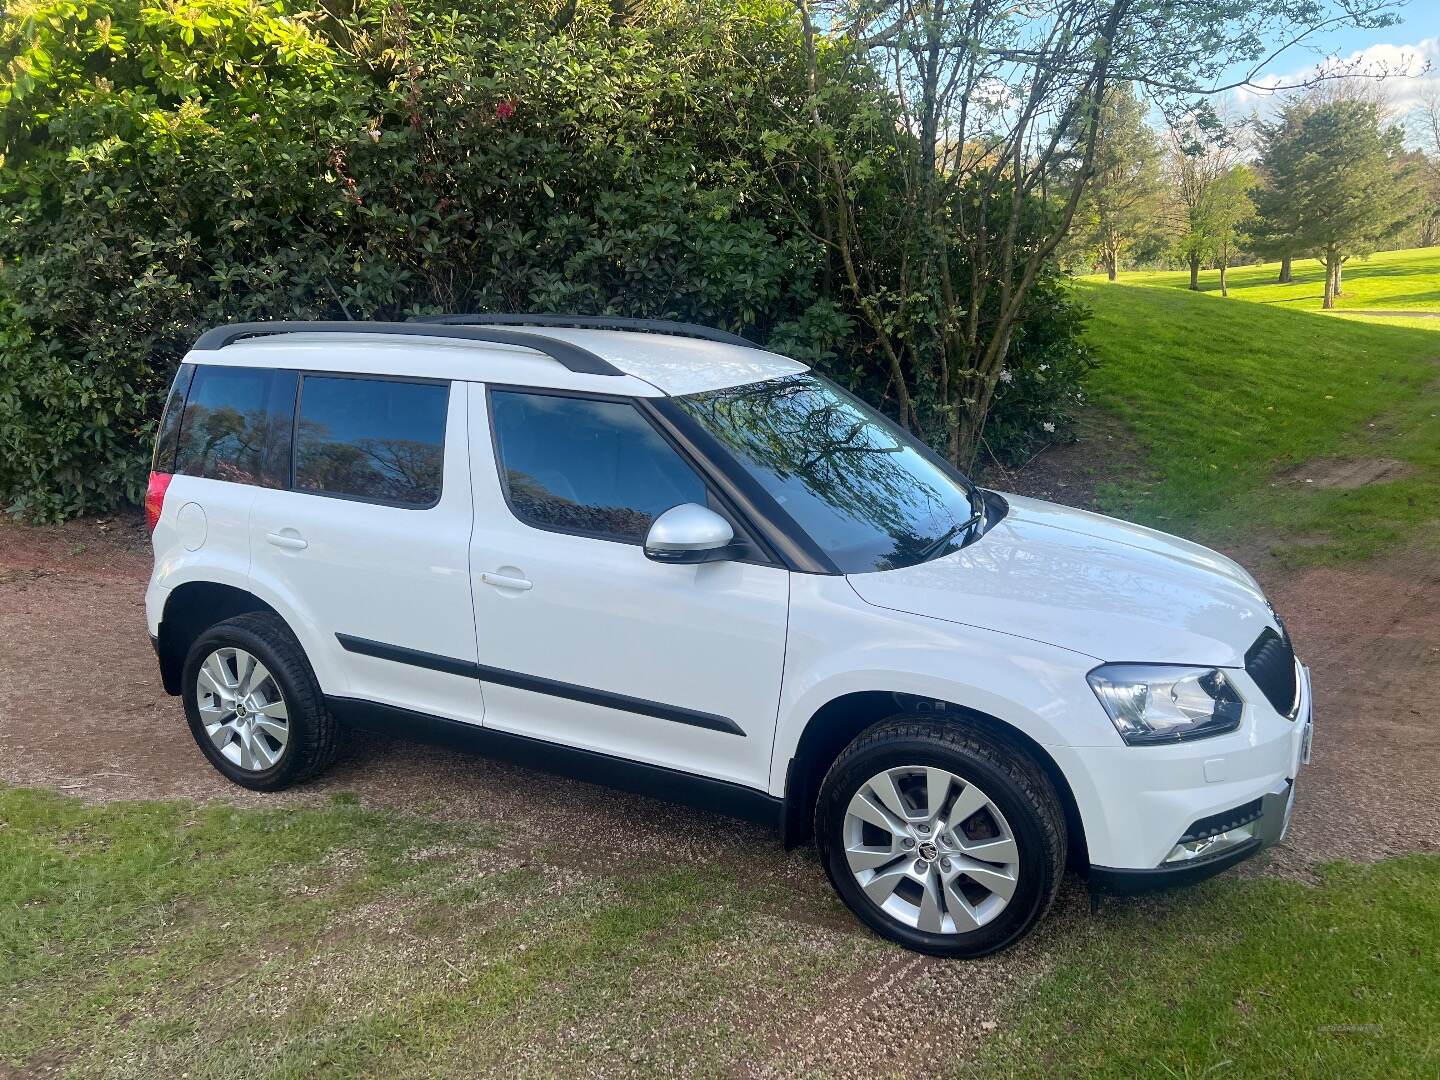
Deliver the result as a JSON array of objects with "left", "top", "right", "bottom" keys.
[{"left": 816, "top": 716, "right": 1066, "bottom": 957}]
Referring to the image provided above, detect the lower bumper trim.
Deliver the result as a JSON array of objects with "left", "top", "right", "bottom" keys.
[{"left": 1089, "top": 837, "right": 1262, "bottom": 895}]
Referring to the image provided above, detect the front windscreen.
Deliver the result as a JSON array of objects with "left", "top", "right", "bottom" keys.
[{"left": 673, "top": 374, "right": 979, "bottom": 573}]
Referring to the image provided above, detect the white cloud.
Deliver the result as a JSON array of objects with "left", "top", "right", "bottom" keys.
[{"left": 1232, "top": 36, "right": 1438, "bottom": 126}]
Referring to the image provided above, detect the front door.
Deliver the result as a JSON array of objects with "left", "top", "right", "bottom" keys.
[{"left": 467, "top": 386, "right": 789, "bottom": 791}]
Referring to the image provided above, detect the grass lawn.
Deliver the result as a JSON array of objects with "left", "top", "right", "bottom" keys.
[
  {"left": 1111, "top": 244, "right": 1440, "bottom": 313},
  {"left": 0, "top": 787, "right": 873, "bottom": 1077},
  {"left": 1074, "top": 246, "right": 1440, "bottom": 565},
  {"left": 958, "top": 856, "right": 1440, "bottom": 1078}
]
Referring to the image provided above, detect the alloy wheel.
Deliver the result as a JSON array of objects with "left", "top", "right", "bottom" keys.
[
  {"left": 195, "top": 646, "right": 290, "bottom": 772},
  {"left": 842, "top": 765, "right": 1020, "bottom": 934}
]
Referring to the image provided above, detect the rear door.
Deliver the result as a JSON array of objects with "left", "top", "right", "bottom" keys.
[
  {"left": 248, "top": 373, "right": 481, "bottom": 725},
  {"left": 165, "top": 363, "right": 292, "bottom": 589},
  {"left": 466, "top": 386, "right": 790, "bottom": 791}
]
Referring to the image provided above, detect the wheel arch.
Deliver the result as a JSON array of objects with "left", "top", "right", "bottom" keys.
[
  {"left": 156, "top": 582, "right": 285, "bottom": 696},
  {"left": 780, "top": 691, "right": 1088, "bottom": 870}
]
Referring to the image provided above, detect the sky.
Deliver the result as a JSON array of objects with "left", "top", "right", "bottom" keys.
[{"left": 1227, "top": 4, "right": 1438, "bottom": 141}]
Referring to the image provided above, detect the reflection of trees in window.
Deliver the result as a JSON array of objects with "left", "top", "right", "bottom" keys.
[
  {"left": 678, "top": 375, "right": 968, "bottom": 569},
  {"left": 175, "top": 403, "right": 285, "bottom": 486},
  {"left": 506, "top": 470, "right": 654, "bottom": 542},
  {"left": 295, "top": 417, "right": 442, "bottom": 506}
]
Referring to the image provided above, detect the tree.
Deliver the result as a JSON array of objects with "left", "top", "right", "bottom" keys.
[
  {"left": 1414, "top": 92, "right": 1440, "bottom": 248},
  {"left": 1165, "top": 120, "right": 1246, "bottom": 291},
  {"left": 1254, "top": 80, "right": 1405, "bottom": 283},
  {"left": 1205, "top": 164, "right": 1256, "bottom": 296},
  {"left": 1252, "top": 100, "right": 1313, "bottom": 282},
  {"left": 1265, "top": 100, "right": 1415, "bottom": 308},
  {"left": 790, "top": 0, "right": 1405, "bottom": 465},
  {"left": 1074, "top": 84, "right": 1165, "bottom": 280}
]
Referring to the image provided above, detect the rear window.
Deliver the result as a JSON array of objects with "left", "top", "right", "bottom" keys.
[
  {"left": 174, "top": 366, "right": 295, "bottom": 487},
  {"left": 294, "top": 376, "right": 448, "bottom": 507}
]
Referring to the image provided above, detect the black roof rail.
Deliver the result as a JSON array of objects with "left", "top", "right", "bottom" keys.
[
  {"left": 410, "top": 312, "right": 762, "bottom": 351},
  {"left": 190, "top": 321, "right": 625, "bottom": 377}
]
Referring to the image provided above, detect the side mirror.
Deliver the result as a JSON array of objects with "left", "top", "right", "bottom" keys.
[{"left": 643, "top": 503, "right": 737, "bottom": 564}]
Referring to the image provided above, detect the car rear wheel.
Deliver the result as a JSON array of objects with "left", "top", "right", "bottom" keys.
[
  {"left": 182, "top": 613, "right": 339, "bottom": 791},
  {"left": 816, "top": 716, "right": 1066, "bottom": 957}
]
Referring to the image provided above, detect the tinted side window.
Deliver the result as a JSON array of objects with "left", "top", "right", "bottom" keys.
[
  {"left": 490, "top": 391, "right": 706, "bottom": 543},
  {"left": 295, "top": 376, "right": 449, "bottom": 508},
  {"left": 175, "top": 366, "right": 295, "bottom": 488}
]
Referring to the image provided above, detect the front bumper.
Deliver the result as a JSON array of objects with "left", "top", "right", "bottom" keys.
[
  {"left": 1080, "top": 661, "right": 1312, "bottom": 894},
  {"left": 1089, "top": 780, "right": 1296, "bottom": 894}
]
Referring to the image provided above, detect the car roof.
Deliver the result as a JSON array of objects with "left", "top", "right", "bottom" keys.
[{"left": 185, "top": 326, "right": 808, "bottom": 398}]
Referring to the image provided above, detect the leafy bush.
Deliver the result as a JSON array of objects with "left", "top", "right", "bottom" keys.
[
  {"left": 0, "top": 0, "right": 1091, "bottom": 519},
  {"left": 979, "top": 269, "right": 1097, "bottom": 463}
]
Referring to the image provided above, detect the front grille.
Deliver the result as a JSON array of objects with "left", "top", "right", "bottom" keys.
[{"left": 1246, "top": 627, "right": 1298, "bottom": 717}]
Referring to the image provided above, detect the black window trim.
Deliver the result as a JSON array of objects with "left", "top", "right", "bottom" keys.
[
  {"left": 482, "top": 382, "right": 784, "bottom": 567},
  {"left": 291, "top": 369, "right": 453, "bottom": 511}
]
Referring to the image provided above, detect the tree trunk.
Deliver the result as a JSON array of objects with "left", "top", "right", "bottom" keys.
[
  {"left": 1106, "top": 258, "right": 1117, "bottom": 281},
  {"left": 1323, "top": 250, "right": 1338, "bottom": 310},
  {"left": 1277, "top": 254, "right": 1292, "bottom": 284},
  {"left": 1188, "top": 254, "right": 1200, "bottom": 290},
  {"left": 1219, "top": 253, "right": 1228, "bottom": 297},
  {"left": 1334, "top": 260, "right": 1344, "bottom": 297}
]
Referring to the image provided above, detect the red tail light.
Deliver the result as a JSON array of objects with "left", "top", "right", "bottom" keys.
[{"left": 145, "top": 471, "right": 173, "bottom": 532}]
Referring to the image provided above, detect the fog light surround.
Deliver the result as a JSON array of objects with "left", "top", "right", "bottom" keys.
[{"left": 1164, "top": 823, "right": 1256, "bottom": 864}]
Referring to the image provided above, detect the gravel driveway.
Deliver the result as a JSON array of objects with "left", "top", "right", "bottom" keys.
[{"left": 2, "top": 513, "right": 1436, "bottom": 1075}]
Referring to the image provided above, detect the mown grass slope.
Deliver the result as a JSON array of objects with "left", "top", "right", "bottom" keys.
[
  {"left": 1107, "top": 244, "right": 1440, "bottom": 312},
  {"left": 1075, "top": 249, "right": 1440, "bottom": 564}
]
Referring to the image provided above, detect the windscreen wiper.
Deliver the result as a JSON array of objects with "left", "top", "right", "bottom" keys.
[{"left": 915, "top": 507, "right": 984, "bottom": 563}]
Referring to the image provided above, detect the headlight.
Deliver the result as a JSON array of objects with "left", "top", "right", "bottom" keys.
[{"left": 1087, "top": 664, "right": 1244, "bottom": 745}]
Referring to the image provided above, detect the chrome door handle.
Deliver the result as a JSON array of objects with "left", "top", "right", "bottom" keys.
[
  {"left": 266, "top": 531, "right": 309, "bottom": 551},
  {"left": 479, "top": 571, "right": 532, "bottom": 591}
]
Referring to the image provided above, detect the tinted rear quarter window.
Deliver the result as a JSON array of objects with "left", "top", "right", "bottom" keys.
[
  {"left": 175, "top": 366, "right": 295, "bottom": 487},
  {"left": 152, "top": 363, "right": 195, "bottom": 472},
  {"left": 294, "top": 376, "right": 449, "bottom": 508}
]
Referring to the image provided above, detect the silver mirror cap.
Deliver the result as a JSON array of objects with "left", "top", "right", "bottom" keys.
[{"left": 644, "top": 503, "right": 735, "bottom": 561}]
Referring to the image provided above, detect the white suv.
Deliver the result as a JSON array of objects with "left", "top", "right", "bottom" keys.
[{"left": 145, "top": 316, "right": 1313, "bottom": 957}]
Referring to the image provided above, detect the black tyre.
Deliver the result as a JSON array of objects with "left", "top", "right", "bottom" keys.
[
  {"left": 181, "top": 612, "right": 339, "bottom": 791},
  {"left": 815, "top": 716, "right": 1066, "bottom": 958}
]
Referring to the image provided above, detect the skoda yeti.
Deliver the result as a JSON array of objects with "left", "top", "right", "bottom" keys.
[{"left": 145, "top": 316, "right": 1313, "bottom": 957}]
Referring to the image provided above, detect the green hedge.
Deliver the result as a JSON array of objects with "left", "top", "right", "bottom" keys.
[{"left": 0, "top": 0, "right": 1089, "bottom": 519}]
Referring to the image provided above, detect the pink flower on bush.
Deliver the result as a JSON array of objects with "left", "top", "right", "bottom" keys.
[{"left": 495, "top": 100, "right": 516, "bottom": 121}]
